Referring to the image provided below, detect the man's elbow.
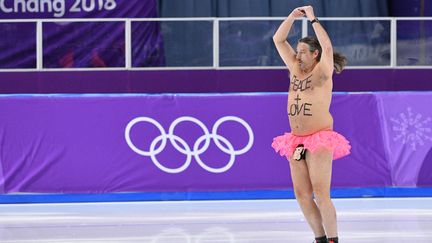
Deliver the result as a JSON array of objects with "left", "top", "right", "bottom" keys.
[{"left": 273, "top": 35, "right": 284, "bottom": 44}]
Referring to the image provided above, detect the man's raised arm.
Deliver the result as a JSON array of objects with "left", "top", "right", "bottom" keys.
[
  {"left": 300, "top": 6, "right": 334, "bottom": 75},
  {"left": 273, "top": 8, "right": 304, "bottom": 71}
]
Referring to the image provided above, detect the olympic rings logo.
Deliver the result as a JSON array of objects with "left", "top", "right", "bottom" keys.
[{"left": 125, "top": 116, "right": 254, "bottom": 174}]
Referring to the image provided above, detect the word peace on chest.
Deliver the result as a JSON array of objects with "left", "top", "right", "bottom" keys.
[{"left": 291, "top": 75, "right": 313, "bottom": 92}]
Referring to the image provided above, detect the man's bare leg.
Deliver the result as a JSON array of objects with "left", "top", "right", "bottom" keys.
[
  {"left": 289, "top": 157, "right": 326, "bottom": 237},
  {"left": 306, "top": 148, "right": 337, "bottom": 238}
]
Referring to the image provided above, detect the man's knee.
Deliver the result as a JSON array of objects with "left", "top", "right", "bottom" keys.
[
  {"left": 294, "top": 187, "right": 314, "bottom": 203},
  {"left": 312, "top": 186, "right": 331, "bottom": 205}
]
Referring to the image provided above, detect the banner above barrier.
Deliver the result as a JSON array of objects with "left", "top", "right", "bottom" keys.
[
  {"left": 0, "top": 0, "right": 156, "bottom": 18},
  {"left": 0, "top": 92, "right": 430, "bottom": 194}
]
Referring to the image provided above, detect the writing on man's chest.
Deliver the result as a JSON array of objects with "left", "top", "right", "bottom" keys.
[
  {"left": 289, "top": 94, "right": 312, "bottom": 116},
  {"left": 289, "top": 74, "right": 313, "bottom": 116},
  {"left": 291, "top": 75, "right": 312, "bottom": 91}
]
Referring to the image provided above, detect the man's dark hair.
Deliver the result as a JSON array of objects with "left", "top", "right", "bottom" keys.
[{"left": 298, "top": 36, "right": 347, "bottom": 74}]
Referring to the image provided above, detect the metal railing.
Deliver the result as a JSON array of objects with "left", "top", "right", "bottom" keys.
[{"left": 0, "top": 16, "right": 432, "bottom": 72}]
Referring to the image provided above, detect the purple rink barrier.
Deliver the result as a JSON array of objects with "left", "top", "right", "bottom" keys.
[
  {"left": 1, "top": 69, "right": 432, "bottom": 94},
  {"left": 0, "top": 92, "right": 431, "bottom": 195}
]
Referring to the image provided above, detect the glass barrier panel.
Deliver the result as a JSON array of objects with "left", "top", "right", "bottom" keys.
[
  {"left": 132, "top": 21, "right": 213, "bottom": 67},
  {"left": 0, "top": 22, "right": 36, "bottom": 69},
  {"left": 397, "top": 20, "right": 432, "bottom": 66},
  {"left": 308, "top": 20, "right": 391, "bottom": 66},
  {"left": 219, "top": 20, "right": 302, "bottom": 67},
  {"left": 43, "top": 22, "right": 125, "bottom": 68}
]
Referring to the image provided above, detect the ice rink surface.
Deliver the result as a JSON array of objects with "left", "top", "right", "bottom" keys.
[{"left": 0, "top": 197, "right": 431, "bottom": 242}]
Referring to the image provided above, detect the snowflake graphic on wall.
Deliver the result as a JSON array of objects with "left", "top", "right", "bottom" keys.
[{"left": 390, "top": 107, "right": 432, "bottom": 150}]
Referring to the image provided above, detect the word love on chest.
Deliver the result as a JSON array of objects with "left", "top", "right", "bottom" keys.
[{"left": 289, "top": 94, "right": 312, "bottom": 116}]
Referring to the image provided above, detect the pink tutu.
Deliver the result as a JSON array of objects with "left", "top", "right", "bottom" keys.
[{"left": 272, "top": 130, "right": 351, "bottom": 160}]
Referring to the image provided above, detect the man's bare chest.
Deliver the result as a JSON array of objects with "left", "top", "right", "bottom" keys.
[{"left": 289, "top": 73, "right": 321, "bottom": 92}]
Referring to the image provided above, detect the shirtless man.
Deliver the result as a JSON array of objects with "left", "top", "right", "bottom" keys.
[{"left": 271, "top": 6, "right": 351, "bottom": 243}]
